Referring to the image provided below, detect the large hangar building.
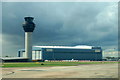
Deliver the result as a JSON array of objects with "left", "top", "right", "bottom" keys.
[{"left": 18, "top": 45, "right": 102, "bottom": 61}]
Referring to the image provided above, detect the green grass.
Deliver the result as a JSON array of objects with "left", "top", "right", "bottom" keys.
[{"left": 2, "top": 61, "right": 118, "bottom": 68}]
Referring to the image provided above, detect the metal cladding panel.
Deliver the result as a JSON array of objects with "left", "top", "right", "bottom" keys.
[
  {"left": 42, "top": 48, "right": 53, "bottom": 60},
  {"left": 42, "top": 48, "right": 102, "bottom": 61}
]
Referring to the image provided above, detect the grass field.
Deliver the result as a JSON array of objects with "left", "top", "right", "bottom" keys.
[{"left": 2, "top": 61, "right": 118, "bottom": 68}]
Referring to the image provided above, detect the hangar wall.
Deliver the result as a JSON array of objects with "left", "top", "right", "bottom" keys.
[
  {"left": 18, "top": 46, "right": 102, "bottom": 61},
  {"left": 42, "top": 48, "right": 102, "bottom": 61}
]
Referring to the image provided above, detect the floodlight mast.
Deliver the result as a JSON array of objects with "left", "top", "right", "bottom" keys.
[{"left": 23, "top": 17, "right": 35, "bottom": 61}]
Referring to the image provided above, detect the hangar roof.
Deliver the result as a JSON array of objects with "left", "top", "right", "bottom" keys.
[
  {"left": 34, "top": 45, "right": 93, "bottom": 49},
  {"left": 18, "top": 45, "right": 101, "bottom": 51}
]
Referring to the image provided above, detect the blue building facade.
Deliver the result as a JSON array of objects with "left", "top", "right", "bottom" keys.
[{"left": 18, "top": 46, "right": 102, "bottom": 61}]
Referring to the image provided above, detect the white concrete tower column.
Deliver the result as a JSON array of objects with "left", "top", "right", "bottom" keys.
[{"left": 25, "top": 32, "right": 32, "bottom": 61}]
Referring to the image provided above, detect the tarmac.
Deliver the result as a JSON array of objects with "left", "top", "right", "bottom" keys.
[{"left": 2, "top": 63, "right": 118, "bottom": 78}]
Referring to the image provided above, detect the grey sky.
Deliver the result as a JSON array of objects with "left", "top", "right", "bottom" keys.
[{"left": 2, "top": 2, "right": 118, "bottom": 56}]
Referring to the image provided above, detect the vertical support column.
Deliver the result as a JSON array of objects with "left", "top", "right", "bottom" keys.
[
  {"left": 39, "top": 51, "right": 40, "bottom": 60},
  {"left": 40, "top": 51, "right": 42, "bottom": 60},
  {"left": 35, "top": 51, "right": 36, "bottom": 60},
  {"left": 25, "top": 32, "right": 32, "bottom": 61}
]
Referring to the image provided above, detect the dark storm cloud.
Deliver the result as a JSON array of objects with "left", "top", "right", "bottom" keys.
[{"left": 2, "top": 2, "right": 118, "bottom": 56}]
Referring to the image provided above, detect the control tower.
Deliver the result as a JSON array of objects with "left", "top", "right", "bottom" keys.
[{"left": 22, "top": 17, "right": 35, "bottom": 61}]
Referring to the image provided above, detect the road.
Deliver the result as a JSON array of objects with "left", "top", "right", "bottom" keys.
[{"left": 2, "top": 63, "right": 118, "bottom": 78}]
